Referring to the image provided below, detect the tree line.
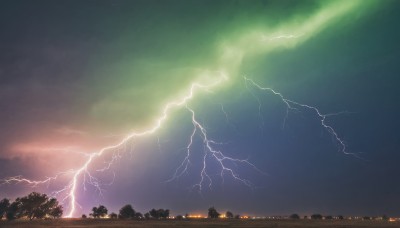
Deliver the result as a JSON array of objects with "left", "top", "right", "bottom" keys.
[
  {"left": 0, "top": 192, "right": 63, "bottom": 220},
  {"left": 84, "top": 204, "right": 171, "bottom": 220},
  {"left": 82, "top": 205, "right": 240, "bottom": 220},
  {"left": 0, "top": 192, "right": 238, "bottom": 221},
  {"left": 1, "top": 191, "right": 390, "bottom": 222}
]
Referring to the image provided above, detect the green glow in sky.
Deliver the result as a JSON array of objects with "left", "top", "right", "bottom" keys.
[{"left": 85, "top": 0, "right": 375, "bottom": 137}]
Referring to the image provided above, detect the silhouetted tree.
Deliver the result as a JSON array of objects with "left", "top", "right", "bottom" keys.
[
  {"left": 82, "top": 214, "right": 87, "bottom": 219},
  {"left": 290, "top": 214, "right": 300, "bottom": 219},
  {"left": 19, "top": 192, "right": 47, "bottom": 220},
  {"left": 234, "top": 214, "right": 240, "bottom": 219},
  {"left": 6, "top": 200, "right": 21, "bottom": 220},
  {"left": 135, "top": 212, "right": 143, "bottom": 219},
  {"left": 208, "top": 207, "right": 220, "bottom": 218},
  {"left": 363, "top": 216, "right": 371, "bottom": 220},
  {"left": 90, "top": 205, "right": 108, "bottom": 218},
  {"left": 176, "top": 215, "right": 183, "bottom": 220},
  {"left": 46, "top": 198, "right": 63, "bottom": 219},
  {"left": 382, "top": 215, "right": 388, "bottom": 221},
  {"left": 162, "top": 209, "right": 170, "bottom": 218},
  {"left": 149, "top": 209, "right": 158, "bottom": 219},
  {"left": 157, "top": 209, "right": 164, "bottom": 218},
  {"left": 16, "top": 192, "right": 62, "bottom": 220},
  {"left": 118, "top": 204, "right": 135, "bottom": 219},
  {"left": 144, "top": 212, "right": 150, "bottom": 219},
  {"left": 149, "top": 208, "right": 169, "bottom": 219},
  {"left": 110, "top": 212, "right": 117, "bottom": 219},
  {"left": 48, "top": 204, "right": 63, "bottom": 219},
  {"left": 337, "top": 215, "right": 344, "bottom": 220},
  {"left": 325, "top": 215, "right": 333, "bottom": 220},
  {"left": 225, "top": 211, "right": 233, "bottom": 218},
  {"left": 0, "top": 198, "right": 10, "bottom": 219},
  {"left": 311, "top": 214, "right": 323, "bottom": 220},
  {"left": 226, "top": 211, "right": 233, "bottom": 218}
]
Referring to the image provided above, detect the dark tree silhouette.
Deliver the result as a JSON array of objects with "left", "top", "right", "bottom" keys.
[
  {"left": 144, "top": 212, "right": 150, "bottom": 219},
  {"left": 382, "top": 215, "right": 388, "bottom": 221},
  {"left": 19, "top": 192, "right": 47, "bottom": 220},
  {"left": 48, "top": 203, "right": 63, "bottom": 219},
  {"left": 226, "top": 211, "right": 233, "bottom": 219},
  {"left": 0, "top": 198, "right": 10, "bottom": 219},
  {"left": 149, "top": 209, "right": 158, "bottom": 219},
  {"left": 110, "top": 212, "right": 118, "bottom": 219},
  {"left": 118, "top": 204, "right": 135, "bottom": 219},
  {"left": 135, "top": 212, "right": 143, "bottom": 219},
  {"left": 325, "top": 215, "right": 333, "bottom": 220},
  {"left": 161, "top": 209, "right": 170, "bottom": 219},
  {"left": 18, "top": 192, "right": 62, "bottom": 220},
  {"left": 337, "top": 215, "right": 344, "bottom": 220},
  {"left": 6, "top": 201, "right": 20, "bottom": 220},
  {"left": 45, "top": 198, "right": 63, "bottom": 219},
  {"left": 2, "top": 192, "right": 62, "bottom": 220},
  {"left": 311, "top": 214, "right": 323, "bottom": 220},
  {"left": 290, "top": 214, "right": 300, "bottom": 219},
  {"left": 208, "top": 207, "right": 220, "bottom": 218},
  {"left": 90, "top": 205, "right": 108, "bottom": 218},
  {"left": 149, "top": 208, "right": 169, "bottom": 219},
  {"left": 82, "top": 214, "right": 87, "bottom": 219},
  {"left": 234, "top": 214, "right": 240, "bottom": 219},
  {"left": 176, "top": 215, "right": 183, "bottom": 220}
]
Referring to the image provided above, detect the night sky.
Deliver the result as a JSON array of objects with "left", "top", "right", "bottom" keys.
[{"left": 1, "top": 0, "right": 400, "bottom": 218}]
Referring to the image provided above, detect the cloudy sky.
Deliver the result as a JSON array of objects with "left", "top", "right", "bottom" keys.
[{"left": 1, "top": 0, "right": 399, "bottom": 217}]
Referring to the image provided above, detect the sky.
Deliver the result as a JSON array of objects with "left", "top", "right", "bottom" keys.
[{"left": 0, "top": 0, "right": 400, "bottom": 218}]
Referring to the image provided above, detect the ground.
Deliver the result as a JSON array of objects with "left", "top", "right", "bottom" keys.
[{"left": 1, "top": 219, "right": 399, "bottom": 228}]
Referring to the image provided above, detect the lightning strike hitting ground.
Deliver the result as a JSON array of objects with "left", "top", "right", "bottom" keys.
[
  {"left": 1, "top": 73, "right": 357, "bottom": 217},
  {"left": 0, "top": 0, "right": 369, "bottom": 217},
  {"left": 2, "top": 73, "right": 241, "bottom": 217}
]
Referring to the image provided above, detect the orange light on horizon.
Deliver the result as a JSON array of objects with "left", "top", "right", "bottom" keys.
[{"left": 186, "top": 215, "right": 205, "bottom": 218}]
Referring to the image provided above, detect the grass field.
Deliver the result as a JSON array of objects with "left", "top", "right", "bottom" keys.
[{"left": 1, "top": 219, "right": 399, "bottom": 228}]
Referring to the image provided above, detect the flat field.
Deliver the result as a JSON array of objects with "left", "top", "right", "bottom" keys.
[{"left": 1, "top": 219, "right": 399, "bottom": 228}]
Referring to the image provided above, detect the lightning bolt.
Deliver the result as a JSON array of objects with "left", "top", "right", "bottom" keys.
[
  {"left": 167, "top": 105, "right": 264, "bottom": 192},
  {"left": 262, "top": 33, "right": 304, "bottom": 42},
  {"left": 2, "top": 72, "right": 237, "bottom": 217},
  {"left": 244, "top": 77, "right": 359, "bottom": 158},
  {"left": 1, "top": 72, "right": 357, "bottom": 217},
  {"left": 66, "top": 73, "right": 233, "bottom": 217},
  {"left": 0, "top": 0, "right": 370, "bottom": 217}
]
